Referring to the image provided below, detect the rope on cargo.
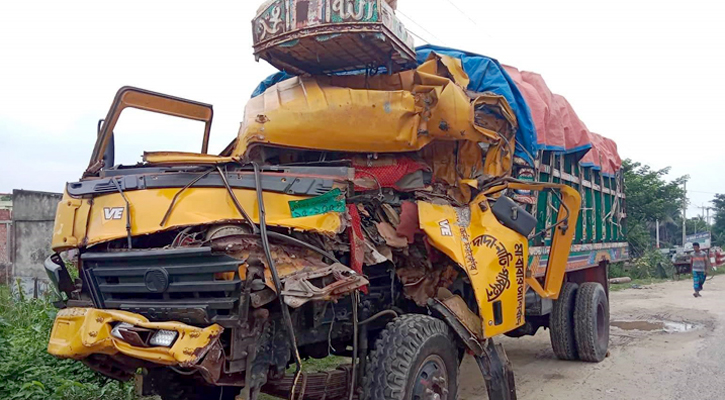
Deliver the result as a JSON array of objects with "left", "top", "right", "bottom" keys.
[{"left": 252, "top": 161, "right": 303, "bottom": 400}]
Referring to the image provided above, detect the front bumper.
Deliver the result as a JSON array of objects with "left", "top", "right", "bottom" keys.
[{"left": 48, "top": 308, "right": 223, "bottom": 368}]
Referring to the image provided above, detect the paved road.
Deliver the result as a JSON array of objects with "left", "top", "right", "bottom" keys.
[{"left": 459, "top": 276, "right": 725, "bottom": 400}]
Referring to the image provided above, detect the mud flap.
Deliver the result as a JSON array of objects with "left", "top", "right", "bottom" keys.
[{"left": 474, "top": 339, "right": 517, "bottom": 400}]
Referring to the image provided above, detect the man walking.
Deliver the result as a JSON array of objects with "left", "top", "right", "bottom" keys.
[{"left": 691, "top": 242, "right": 711, "bottom": 297}]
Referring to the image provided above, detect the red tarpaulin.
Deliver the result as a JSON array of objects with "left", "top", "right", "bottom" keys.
[{"left": 503, "top": 66, "right": 621, "bottom": 175}]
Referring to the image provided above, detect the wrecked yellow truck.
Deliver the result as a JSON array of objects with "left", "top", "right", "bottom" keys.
[{"left": 45, "top": 2, "right": 627, "bottom": 400}]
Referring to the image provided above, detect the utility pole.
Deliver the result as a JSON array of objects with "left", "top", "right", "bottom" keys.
[
  {"left": 682, "top": 180, "right": 687, "bottom": 247},
  {"left": 656, "top": 219, "right": 660, "bottom": 248},
  {"left": 697, "top": 204, "right": 715, "bottom": 234}
]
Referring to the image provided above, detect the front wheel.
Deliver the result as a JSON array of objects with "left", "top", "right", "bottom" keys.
[{"left": 362, "top": 314, "right": 459, "bottom": 400}]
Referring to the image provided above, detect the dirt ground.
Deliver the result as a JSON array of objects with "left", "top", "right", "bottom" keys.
[{"left": 459, "top": 277, "right": 725, "bottom": 400}]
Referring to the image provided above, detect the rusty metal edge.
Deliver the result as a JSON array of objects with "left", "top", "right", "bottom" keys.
[{"left": 428, "top": 298, "right": 484, "bottom": 356}]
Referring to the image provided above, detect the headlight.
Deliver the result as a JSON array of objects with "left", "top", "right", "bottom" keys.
[
  {"left": 149, "top": 329, "right": 178, "bottom": 347},
  {"left": 111, "top": 323, "right": 177, "bottom": 348}
]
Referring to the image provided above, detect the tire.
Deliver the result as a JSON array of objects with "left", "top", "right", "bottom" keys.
[
  {"left": 574, "top": 282, "right": 609, "bottom": 362},
  {"left": 362, "top": 314, "right": 459, "bottom": 400},
  {"left": 550, "top": 282, "right": 579, "bottom": 361}
]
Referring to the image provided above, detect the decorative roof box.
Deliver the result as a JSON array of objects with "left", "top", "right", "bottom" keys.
[{"left": 253, "top": 0, "right": 416, "bottom": 75}]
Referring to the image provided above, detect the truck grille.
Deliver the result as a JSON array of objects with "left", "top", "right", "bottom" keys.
[{"left": 81, "top": 247, "right": 242, "bottom": 325}]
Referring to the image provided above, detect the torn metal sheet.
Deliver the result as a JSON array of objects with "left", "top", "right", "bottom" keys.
[
  {"left": 210, "top": 234, "right": 348, "bottom": 296},
  {"left": 237, "top": 54, "right": 507, "bottom": 157},
  {"left": 395, "top": 201, "right": 420, "bottom": 244},
  {"left": 397, "top": 263, "right": 458, "bottom": 307},
  {"left": 436, "top": 288, "right": 483, "bottom": 338},
  {"left": 376, "top": 222, "right": 408, "bottom": 248},
  {"left": 280, "top": 263, "right": 369, "bottom": 308},
  {"left": 363, "top": 241, "right": 392, "bottom": 265},
  {"left": 380, "top": 204, "right": 400, "bottom": 227}
]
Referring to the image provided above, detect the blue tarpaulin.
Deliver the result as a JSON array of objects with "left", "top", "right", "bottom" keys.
[
  {"left": 251, "top": 71, "right": 294, "bottom": 98},
  {"left": 416, "top": 45, "right": 537, "bottom": 165},
  {"left": 251, "top": 45, "right": 538, "bottom": 164}
]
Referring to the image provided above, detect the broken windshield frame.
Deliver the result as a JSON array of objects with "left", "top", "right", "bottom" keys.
[{"left": 85, "top": 86, "right": 214, "bottom": 176}]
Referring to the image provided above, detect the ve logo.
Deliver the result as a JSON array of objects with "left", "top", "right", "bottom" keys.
[
  {"left": 103, "top": 207, "right": 124, "bottom": 220},
  {"left": 439, "top": 220, "right": 453, "bottom": 237}
]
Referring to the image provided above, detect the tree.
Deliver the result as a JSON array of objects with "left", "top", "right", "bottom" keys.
[
  {"left": 686, "top": 216, "right": 708, "bottom": 236},
  {"left": 711, "top": 194, "right": 725, "bottom": 246},
  {"left": 623, "top": 159, "right": 687, "bottom": 254}
]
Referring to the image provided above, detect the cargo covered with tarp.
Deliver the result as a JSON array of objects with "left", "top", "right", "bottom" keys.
[
  {"left": 499, "top": 68, "right": 625, "bottom": 265},
  {"left": 500, "top": 63, "right": 625, "bottom": 260},
  {"left": 504, "top": 65, "right": 622, "bottom": 176}
]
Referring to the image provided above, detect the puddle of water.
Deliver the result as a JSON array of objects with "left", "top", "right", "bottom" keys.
[
  {"left": 611, "top": 320, "right": 697, "bottom": 333},
  {"left": 611, "top": 320, "right": 663, "bottom": 331},
  {"left": 662, "top": 321, "right": 697, "bottom": 333}
]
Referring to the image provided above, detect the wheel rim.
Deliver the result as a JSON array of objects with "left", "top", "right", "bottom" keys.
[
  {"left": 411, "top": 354, "right": 449, "bottom": 400},
  {"left": 596, "top": 301, "right": 607, "bottom": 349}
]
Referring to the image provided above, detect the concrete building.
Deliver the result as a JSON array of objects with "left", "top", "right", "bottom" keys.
[{"left": 1, "top": 190, "right": 62, "bottom": 294}]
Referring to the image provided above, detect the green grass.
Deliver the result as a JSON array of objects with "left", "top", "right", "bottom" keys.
[
  {"left": 0, "top": 284, "right": 350, "bottom": 400},
  {"left": 0, "top": 284, "right": 134, "bottom": 400},
  {"left": 287, "top": 355, "right": 349, "bottom": 374}
]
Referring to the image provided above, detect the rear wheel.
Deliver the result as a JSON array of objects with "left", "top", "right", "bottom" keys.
[
  {"left": 550, "top": 282, "right": 579, "bottom": 361},
  {"left": 574, "top": 282, "right": 609, "bottom": 362},
  {"left": 362, "top": 314, "right": 459, "bottom": 400}
]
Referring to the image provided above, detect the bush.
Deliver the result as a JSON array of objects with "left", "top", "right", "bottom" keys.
[
  {"left": 0, "top": 285, "right": 133, "bottom": 400},
  {"left": 609, "top": 262, "right": 626, "bottom": 278},
  {"left": 626, "top": 249, "right": 674, "bottom": 279}
]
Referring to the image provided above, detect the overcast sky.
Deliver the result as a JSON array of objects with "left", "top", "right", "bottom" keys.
[{"left": 1, "top": 0, "right": 723, "bottom": 218}]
